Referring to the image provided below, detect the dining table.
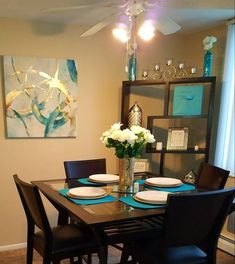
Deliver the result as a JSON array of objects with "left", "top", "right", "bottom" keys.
[{"left": 32, "top": 175, "right": 196, "bottom": 227}]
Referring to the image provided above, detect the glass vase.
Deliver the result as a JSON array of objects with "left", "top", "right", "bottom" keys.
[
  {"left": 118, "top": 157, "right": 135, "bottom": 193},
  {"left": 128, "top": 54, "right": 137, "bottom": 81},
  {"left": 203, "top": 50, "right": 213, "bottom": 77}
]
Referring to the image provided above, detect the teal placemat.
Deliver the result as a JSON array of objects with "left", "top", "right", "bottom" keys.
[
  {"left": 144, "top": 183, "right": 196, "bottom": 192},
  {"left": 59, "top": 188, "right": 116, "bottom": 205},
  {"left": 119, "top": 196, "right": 165, "bottom": 209},
  {"left": 78, "top": 178, "right": 106, "bottom": 186}
]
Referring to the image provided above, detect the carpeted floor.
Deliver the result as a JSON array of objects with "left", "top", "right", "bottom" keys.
[{"left": 0, "top": 246, "right": 234, "bottom": 264}]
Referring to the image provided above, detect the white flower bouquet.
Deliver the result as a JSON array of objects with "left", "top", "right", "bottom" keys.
[
  {"left": 203, "top": 36, "right": 217, "bottom": 50},
  {"left": 100, "top": 122, "right": 155, "bottom": 158}
]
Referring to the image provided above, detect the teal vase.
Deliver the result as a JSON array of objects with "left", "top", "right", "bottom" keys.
[
  {"left": 128, "top": 54, "right": 137, "bottom": 81},
  {"left": 203, "top": 50, "right": 213, "bottom": 77}
]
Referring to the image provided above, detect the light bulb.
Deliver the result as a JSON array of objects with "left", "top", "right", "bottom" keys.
[
  {"left": 138, "top": 21, "right": 155, "bottom": 41},
  {"left": 112, "top": 27, "right": 129, "bottom": 43}
]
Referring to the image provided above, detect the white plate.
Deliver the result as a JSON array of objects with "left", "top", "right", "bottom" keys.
[
  {"left": 134, "top": 190, "right": 169, "bottom": 205},
  {"left": 145, "top": 177, "right": 183, "bottom": 187},
  {"left": 88, "top": 174, "right": 119, "bottom": 183},
  {"left": 67, "top": 187, "right": 107, "bottom": 199}
]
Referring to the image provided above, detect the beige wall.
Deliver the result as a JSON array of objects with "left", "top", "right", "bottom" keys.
[{"left": 0, "top": 17, "right": 227, "bottom": 247}]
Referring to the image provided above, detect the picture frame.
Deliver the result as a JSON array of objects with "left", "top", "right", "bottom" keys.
[
  {"left": 167, "top": 127, "right": 188, "bottom": 150},
  {"left": 134, "top": 159, "right": 149, "bottom": 173}
]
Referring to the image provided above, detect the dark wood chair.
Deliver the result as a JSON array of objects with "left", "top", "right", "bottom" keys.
[
  {"left": 196, "top": 162, "right": 230, "bottom": 190},
  {"left": 64, "top": 158, "right": 106, "bottom": 180},
  {"left": 128, "top": 187, "right": 235, "bottom": 264},
  {"left": 13, "top": 174, "right": 106, "bottom": 264}
]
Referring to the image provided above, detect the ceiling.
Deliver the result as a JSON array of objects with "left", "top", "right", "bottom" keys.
[{"left": 0, "top": 0, "right": 234, "bottom": 35}]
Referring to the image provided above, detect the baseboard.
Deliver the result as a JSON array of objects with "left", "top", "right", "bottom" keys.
[
  {"left": 0, "top": 242, "right": 26, "bottom": 252},
  {"left": 218, "top": 235, "right": 235, "bottom": 256}
]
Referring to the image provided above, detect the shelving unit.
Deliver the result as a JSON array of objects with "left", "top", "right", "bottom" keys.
[{"left": 121, "top": 77, "right": 216, "bottom": 177}]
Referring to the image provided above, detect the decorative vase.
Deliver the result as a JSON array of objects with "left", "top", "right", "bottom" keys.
[
  {"left": 128, "top": 54, "right": 137, "bottom": 81},
  {"left": 128, "top": 102, "right": 142, "bottom": 128},
  {"left": 118, "top": 157, "right": 135, "bottom": 193},
  {"left": 203, "top": 50, "right": 213, "bottom": 77}
]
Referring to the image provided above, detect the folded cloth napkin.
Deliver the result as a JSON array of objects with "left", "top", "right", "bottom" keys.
[
  {"left": 78, "top": 178, "right": 106, "bottom": 186},
  {"left": 143, "top": 183, "right": 196, "bottom": 192},
  {"left": 119, "top": 196, "right": 165, "bottom": 209},
  {"left": 59, "top": 188, "right": 116, "bottom": 205}
]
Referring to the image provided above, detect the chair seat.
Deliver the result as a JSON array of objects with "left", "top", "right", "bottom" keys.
[
  {"left": 34, "top": 223, "right": 100, "bottom": 255},
  {"left": 130, "top": 241, "right": 208, "bottom": 264},
  {"left": 165, "top": 245, "right": 208, "bottom": 264}
]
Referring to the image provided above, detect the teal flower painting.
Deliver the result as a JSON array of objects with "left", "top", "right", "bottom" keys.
[{"left": 3, "top": 56, "right": 78, "bottom": 138}]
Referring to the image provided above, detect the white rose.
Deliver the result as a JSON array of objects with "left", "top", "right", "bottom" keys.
[
  {"left": 111, "top": 122, "right": 122, "bottom": 131},
  {"left": 123, "top": 129, "right": 137, "bottom": 145},
  {"left": 131, "top": 125, "right": 147, "bottom": 134},
  {"left": 203, "top": 36, "right": 217, "bottom": 50},
  {"left": 144, "top": 132, "right": 156, "bottom": 143},
  {"left": 110, "top": 130, "right": 122, "bottom": 141}
]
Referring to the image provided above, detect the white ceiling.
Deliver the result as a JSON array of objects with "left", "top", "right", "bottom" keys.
[{"left": 0, "top": 0, "right": 234, "bottom": 35}]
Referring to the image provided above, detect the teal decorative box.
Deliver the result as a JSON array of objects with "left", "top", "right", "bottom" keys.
[{"left": 173, "top": 85, "right": 204, "bottom": 115}]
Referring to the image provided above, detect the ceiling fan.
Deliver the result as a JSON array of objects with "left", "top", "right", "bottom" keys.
[
  {"left": 42, "top": 0, "right": 234, "bottom": 37},
  {"left": 42, "top": 0, "right": 182, "bottom": 37}
]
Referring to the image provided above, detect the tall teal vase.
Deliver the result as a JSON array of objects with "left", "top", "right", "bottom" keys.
[
  {"left": 203, "top": 50, "right": 213, "bottom": 77},
  {"left": 128, "top": 54, "right": 137, "bottom": 81}
]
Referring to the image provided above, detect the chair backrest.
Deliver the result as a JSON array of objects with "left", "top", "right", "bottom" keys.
[
  {"left": 13, "top": 174, "right": 52, "bottom": 236},
  {"left": 64, "top": 158, "right": 106, "bottom": 180},
  {"left": 196, "top": 162, "right": 230, "bottom": 190},
  {"left": 162, "top": 187, "right": 235, "bottom": 254}
]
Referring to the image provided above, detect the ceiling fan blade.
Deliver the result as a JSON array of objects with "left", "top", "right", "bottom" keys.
[
  {"left": 154, "top": 14, "right": 181, "bottom": 35},
  {"left": 41, "top": 1, "right": 127, "bottom": 13},
  {"left": 146, "top": 0, "right": 234, "bottom": 9},
  {"left": 80, "top": 12, "right": 121, "bottom": 37}
]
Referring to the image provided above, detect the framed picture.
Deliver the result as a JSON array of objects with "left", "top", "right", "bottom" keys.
[
  {"left": 3, "top": 55, "right": 78, "bottom": 138},
  {"left": 134, "top": 159, "right": 149, "bottom": 173},
  {"left": 167, "top": 127, "right": 188, "bottom": 150}
]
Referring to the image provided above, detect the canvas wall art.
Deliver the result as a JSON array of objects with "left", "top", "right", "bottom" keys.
[{"left": 3, "top": 56, "right": 78, "bottom": 138}]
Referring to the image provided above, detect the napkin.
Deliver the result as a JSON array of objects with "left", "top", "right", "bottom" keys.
[{"left": 59, "top": 188, "right": 116, "bottom": 205}]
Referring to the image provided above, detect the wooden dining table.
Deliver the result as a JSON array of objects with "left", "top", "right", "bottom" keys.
[{"left": 32, "top": 178, "right": 166, "bottom": 227}]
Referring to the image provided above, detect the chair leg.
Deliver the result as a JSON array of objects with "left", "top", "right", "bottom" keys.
[
  {"left": 87, "top": 254, "right": 92, "bottom": 264},
  {"left": 119, "top": 244, "right": 130, "bottom": 264},
  {"left": 26, "top": 225, "right": 34, "bottom": 264},
  {"left": 98, "top": 246, "right": 108, "bottom": 264}
]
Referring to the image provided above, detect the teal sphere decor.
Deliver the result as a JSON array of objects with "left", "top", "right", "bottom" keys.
[{"left": 203, "top": 50, "right": 213, "bottom": 77}]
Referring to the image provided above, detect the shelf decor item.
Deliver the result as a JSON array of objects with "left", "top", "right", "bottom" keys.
[
  {"left": 100, "top": 122, "right": 155, "bottom": 192},
  {"left": 202, "top": 36, "right": 217, "bottom": 77},
  {"left": 173, "top": 85, "right": 204, "bottom": 116},
  {"left": 128, "top": 102, "right": 142, "bottom": 128},
  {"left": 167, "top": 127, "right": 188, "bottom": 150},
  {"left": 128, "top": 53, "right": 137, "bottom": 81}
]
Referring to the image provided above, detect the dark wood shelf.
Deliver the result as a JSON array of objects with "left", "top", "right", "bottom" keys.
[
  {"left": 148, "top": 115, "right": 208, "bottom": 119},
  {"left": 121, "top": 77, "right": 216, "bottom": 175},
  {"left": 146, "top": 147, "right": 207, "bottom": 154}
]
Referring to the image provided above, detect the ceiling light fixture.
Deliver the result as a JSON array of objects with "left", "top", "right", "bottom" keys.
[
  {"left": 112, "top": 0, "right": 156, "bottom": 79},
  {"left": 138, "top": 20, "right": 155, "bottom": 41}
]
